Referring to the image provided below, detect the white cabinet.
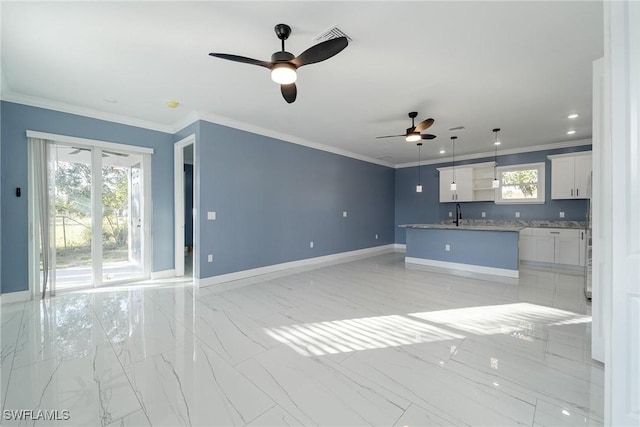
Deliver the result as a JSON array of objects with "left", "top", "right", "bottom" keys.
[
  {"left": 438, "top": 162, "right": 495, "bottom": 203},
  {"left": 438, "top": 167, "right": 473, "bottom": 202},
  {"left": 472, "top": 166, "right": 496, "bottom": 202},
  {"left": 519, "top": 228, "right": 586, "bottom": 266},
  {"left": 549, "top": 152, "right": 592, "bottom": 199}
]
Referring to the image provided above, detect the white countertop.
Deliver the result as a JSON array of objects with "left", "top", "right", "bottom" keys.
[{"left": 399, "top": 223, "right": 525, "bottom": 232}]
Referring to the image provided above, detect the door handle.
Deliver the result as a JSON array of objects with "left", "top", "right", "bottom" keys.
[
  {"left": 576, "top": 188, "right": 579, "bottom": 197},
  {"left": 571, "top": 188, "right": 574, "bottom": 197},
  {"left": 581, "top": 231, "right": 584, "bottom": 239}
]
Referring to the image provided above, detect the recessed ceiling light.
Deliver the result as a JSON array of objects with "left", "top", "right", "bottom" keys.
[
  {"left": 568, "top": 113, "right": 579, "bottom": 119},
  {"left": 567, "top": 130, "right": 576, "bottom": 135},
  {"left": 439, "top": 149, "right": 446, "bottom": 154},
  {"left": 166, "top": 100, "right": 180, "bottom": 109},
  {"left": 103, "top": 98, "right": 118, "bottom": 104}
]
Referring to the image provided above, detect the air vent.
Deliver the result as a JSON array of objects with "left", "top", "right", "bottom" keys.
[
  {"left": 313, "top": 26, "right": 352, "bottom": 43},
  {"left": 449, "top": 126, "right": 466, "bottom": 132},
  {"left": 376, "top": 155, "right": 393, "bottom": 162}
]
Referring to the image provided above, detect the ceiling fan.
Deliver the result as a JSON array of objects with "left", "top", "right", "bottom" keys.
[
  {"left": 377, "top": 112, "right": 436, "bottom": 142},
  {"left": 208, "top": 24, "right": 349, "bottom": 104},
  {"left": 69, "top": 147, "right": 129, "bottom": 158}
]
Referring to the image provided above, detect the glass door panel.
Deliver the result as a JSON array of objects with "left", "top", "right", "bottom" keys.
[
  {"left": 101, "top": 151, "right": 144, "bottom": 283},
  {"left": 51, "top": 145, "right": 93, "bottom": 291}
]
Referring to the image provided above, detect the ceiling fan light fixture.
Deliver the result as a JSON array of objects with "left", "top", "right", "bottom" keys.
[
  {"left": 406, "top": 132, "right": 421, "bottom": 142},
  {"left": 271, "top": 63, "right": 297, "bottom": 85}
]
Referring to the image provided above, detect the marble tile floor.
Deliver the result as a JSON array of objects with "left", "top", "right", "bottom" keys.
[{"left": 0, "top": 252, "right": 603, "bottom": 426}]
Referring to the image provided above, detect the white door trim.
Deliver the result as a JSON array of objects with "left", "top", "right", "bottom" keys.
[
  {"left": 604, "top": 1, "right": 640, "bottom": 425},
  {"left": 174, "top": 134, "right": 195, "bottom": 277}
]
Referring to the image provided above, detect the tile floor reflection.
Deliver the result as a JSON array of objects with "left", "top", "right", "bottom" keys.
[{"left": 1, "top": 253, "right": 602, "bottom": 426}]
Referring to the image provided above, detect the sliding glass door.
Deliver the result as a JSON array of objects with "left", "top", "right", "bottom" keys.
[
  {"left": 52, "top": 145, "right": 94, "bottom": 290},
  {"left": 35, "top": 141, "right": 150, "bottom": 293},
  {"left": 101, "top": 154, "right": 145, "bottom": 284}
]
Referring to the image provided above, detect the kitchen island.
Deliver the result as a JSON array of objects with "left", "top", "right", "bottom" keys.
[{"left": 400, "top": 223, "right": 524, "bottom": 278}]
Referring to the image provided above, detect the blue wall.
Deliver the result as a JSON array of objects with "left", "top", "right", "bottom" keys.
[
  {"left": 193, "top": 120, "right": 395, "bottom": 279},
  {"left": 0, "top": 102, "right": 175, "bottom": 294},
  {"left": 395, "top": 145, "right": 592, "bottom": 244},
  {"left": 406, "top": 228, "right": 520, "bottom": 270}
]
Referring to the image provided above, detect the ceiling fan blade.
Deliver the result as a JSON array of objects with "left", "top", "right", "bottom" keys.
[
  {"left": 103, "top": 150, "right": 129, "bottom": 157},
  {"left": 375, "top": 134, "right": 405, "bottom": 139},
  {"left": 208, "top": 53, "right": 272, "bottom": 69},
  {"left": 292, "top": 37, "right": 348, "bottom": 67},
  {"left": 414, "top": 118, "right": 435, "bottom": 132},
  {"left": 420, "top": 134, "right": 437, "bottom": 140},
  {"left": 69, "top": 149, "right": 82, "bottom": 155},
  {"left": 281, "top": 83, "right": 297, "bottom": 103}
]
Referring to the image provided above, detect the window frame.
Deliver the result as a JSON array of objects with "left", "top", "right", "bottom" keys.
[{"left": 495, "top": 162, "right": 546, "bottom": 204}]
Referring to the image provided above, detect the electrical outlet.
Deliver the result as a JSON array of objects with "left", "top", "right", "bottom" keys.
[
  {"left": 482, "top": 212, "right": 486, "bottom": 218},
  {"left": 207, "top": 211, "right": 216, "bottom": 220},
  {"left": 448, "top": 212, "right": 453, "bottom": 218},
  {"left": 375, "top": 234, "right": 379, "bottom": 240},
  {"left": 445, "top": 244, "right": 450, "bottom": 251},
  {"left": 343, "top": 211, "right": 348, "bottom": 218},
  {"left": 310, "top": 241, "right": 314, "bottom": 248},
  {"left": 559, "top": 211, "right": 565, "bottom": 218},
  {"left": 207, "top": 254, "right": 213, "bottom": 262},
  {"left": 515, "top": 212, "right": 521, "bottom": 218}
]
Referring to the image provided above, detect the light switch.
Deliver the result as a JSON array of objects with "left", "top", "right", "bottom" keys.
[
  {"left": 448, "top": 212, "right": 453, "bottom": 218},
  {"left": 207, "top": 211, "right": 217, "bottom": 220},
  {"left": 559, "top": 211, "right": 565, "bottom": 218},
  {"left": 445, "top": 244, "right": 451, "bottom": 252},
  {"left": 310, "top": 241, "right": 314, "bottom": 248},
  {"left": 343, "top": 211, "right": 348, "bottom": 218},
  {"left": 515, "top": 212, "right": 521, "bottom": 218},
  {"left": 207, "top": 254, "right": 213, "bottom": 262},
  {"left": 482, "top": 212, "right": 486, "bottom": 218}
]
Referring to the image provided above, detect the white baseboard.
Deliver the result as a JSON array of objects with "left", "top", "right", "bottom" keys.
[
  {"left": 405, "top": 257, "right": 520, "bottom": 278},
  {"left": 197, "top": 244, "right": 395, "bottom": 288},
  {"left": 151, "top": 269, "right": 176, "bottom": 280},
  {"left": 394, "top": 244, "right": 406, "bottom": 252},
  {"left": 1, "top": 290, "right": 32, "bottom": 305}
]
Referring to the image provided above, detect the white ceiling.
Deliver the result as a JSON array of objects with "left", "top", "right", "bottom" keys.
[{"left": 1, "top": 1, "right": 603, "bottom": 166}]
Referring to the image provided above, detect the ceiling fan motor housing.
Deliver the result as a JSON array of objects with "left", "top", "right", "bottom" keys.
[{"left": 271, "top": 51, "right": 295, "bottom": 64}]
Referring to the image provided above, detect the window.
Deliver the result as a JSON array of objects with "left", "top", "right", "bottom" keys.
[{"left": 495, "top": 162, "right": 545, "bottom": 204}]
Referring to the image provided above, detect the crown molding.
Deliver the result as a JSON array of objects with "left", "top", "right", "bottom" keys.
[
  {"left": 395, "top": 138, "right": 592, "bottom": 169},
  {"left": 1, "top": 91, "right": 175, "bottom": 134},
  {"left": 193, "top": 110, "right": 395, "bottom": 168},
  {"left": 1, "top": 92, "right": 394, "bottom": 167},
  {"left": 1, "top": 92, "right": 589, "bottom": 170}
]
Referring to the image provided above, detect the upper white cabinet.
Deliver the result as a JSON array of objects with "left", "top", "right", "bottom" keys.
[
  {"left": 438, "top": 162, "right": 494, "bottom": 203},
  {"left": 548, "top": 152, "right": 592, "bottom": 199}
]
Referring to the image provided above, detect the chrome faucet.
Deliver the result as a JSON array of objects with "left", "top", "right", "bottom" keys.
[{"left": 454, "top": 203, "right": 462, "bottom": 226}]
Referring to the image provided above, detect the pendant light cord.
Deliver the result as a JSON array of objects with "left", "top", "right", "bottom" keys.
[
  {"left": 493, "top": 128, "right": 501, "bottom": 180},
  {"left": 417, "top": 143, "right": 421, "bottom": 184},
  {"left": 452, "top": 137, "right": 456, "bottom": 182}
]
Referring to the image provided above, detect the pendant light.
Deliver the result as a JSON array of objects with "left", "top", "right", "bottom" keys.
[
  {"left": 492, "top": 128, "right": 501, "bottom": 189},
  {"left": 450, "top": 136, "right": 457, "bottom": 191},
  {"left": 416, "top": 142, "right": 423, "bottom": 192}
]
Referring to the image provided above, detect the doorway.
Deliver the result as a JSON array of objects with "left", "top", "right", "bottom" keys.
[{"left": 174, "top": 134, "right": 196, "bottom": 278}]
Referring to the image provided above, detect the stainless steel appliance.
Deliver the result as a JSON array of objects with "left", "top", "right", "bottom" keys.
[{"left": 584, "top": 172, "right": 592, "bottom": 299}]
